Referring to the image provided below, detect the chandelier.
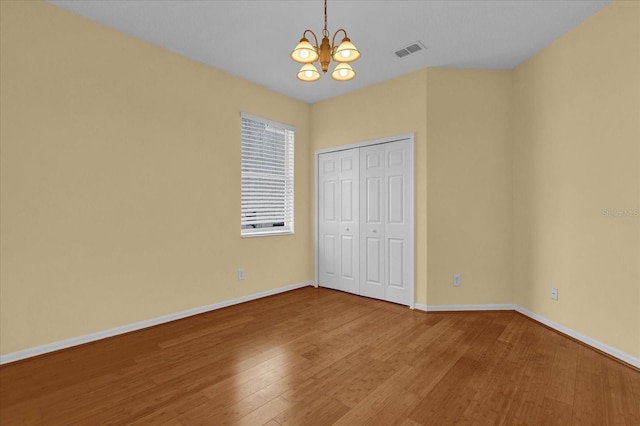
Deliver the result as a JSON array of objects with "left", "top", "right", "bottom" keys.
[{"left": 290, "top": 0, "right": 360, "bottom": 82}]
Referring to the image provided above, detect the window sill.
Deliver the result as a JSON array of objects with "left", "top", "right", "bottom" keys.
[{"left": 241, "top": 229, "right": 294, "bottom": 238}]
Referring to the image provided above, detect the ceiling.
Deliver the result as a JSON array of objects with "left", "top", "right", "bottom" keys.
[{"left": 46, "top": 0, "right": 610, "bottom": 104}]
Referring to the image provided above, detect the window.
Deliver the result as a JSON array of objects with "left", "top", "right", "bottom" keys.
[{"left": 241, "top": 113, "right": 294, "bottom": 237}]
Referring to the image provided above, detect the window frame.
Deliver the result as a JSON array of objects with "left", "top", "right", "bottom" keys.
[{"left": 240, "top": 112, "right": 295, "bottom": 237}]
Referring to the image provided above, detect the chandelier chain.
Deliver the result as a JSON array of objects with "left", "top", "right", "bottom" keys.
[{"left": 323, "top": 0, "right": 329, "bottom": 38}]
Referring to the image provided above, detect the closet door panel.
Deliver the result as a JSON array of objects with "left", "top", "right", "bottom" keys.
[
  {"left": 318, "top": 152, "right": 340, "bottom": 290},
  {"left": 387, "top": 238, "right": 404, "bottom": 288},
  {"left": 359, "top": 145, "right": 385, "bottom": 300},
  {"left": 365, "top": 237, "right": 382, "bottom": 284},
  {"left": 318, "top": 149, "right": 359, "bottom": 295},
  {"left": 337, "top": 150, "right": 360, "bottom": 294},
  {"left": 384, "top": 140, "right": 413, "bottom": 306},
  {"left": 388, "top": 175, "right": 405, "bottom": 224}
]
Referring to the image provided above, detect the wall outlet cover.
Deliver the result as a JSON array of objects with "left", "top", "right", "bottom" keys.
[{"left": 453, "top": 274, "right": 461, "bottom": 287}]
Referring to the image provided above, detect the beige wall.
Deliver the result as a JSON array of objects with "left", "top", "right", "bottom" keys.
[
  {"left": 513, "top": 1, "right": 640, "bottom": 357},
  {"left": 0, "top": 1, "right": 313, "bottom": 355},
  {"left": 310, "top": 70, "right": 429, "bottom": 305},
  {"left": 2, "top": 0, "right": 637, "bottom": 362},
  {"left": 310, "top": 67, "right": 513, "bottom": 309},
  {"left": 426, "top": 68, "right": 513, "bottom": 306}
]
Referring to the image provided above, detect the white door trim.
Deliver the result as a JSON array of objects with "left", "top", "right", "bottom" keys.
[{"left": 314, "top": 133, "right": 415, "bottom": 308}]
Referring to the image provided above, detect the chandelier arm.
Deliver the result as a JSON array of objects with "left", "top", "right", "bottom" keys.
[
  {"left": 303, "top": 29, "right": 320, "bottom": 51},
  {"left": 331, "top": 29, "right": 348, "bottom": 51}
]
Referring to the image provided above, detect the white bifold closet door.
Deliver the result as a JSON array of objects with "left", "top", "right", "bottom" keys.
[
  {"left": 318, "top": 149, "right": 360, "bottom": 295},
  {"left": 318, "top": 139, "right": 413, "bottom": 306}
]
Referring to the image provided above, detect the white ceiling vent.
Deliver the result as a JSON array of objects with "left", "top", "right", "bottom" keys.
[{"left": 394, "top": 41, "right": 426, "bottom": 58}]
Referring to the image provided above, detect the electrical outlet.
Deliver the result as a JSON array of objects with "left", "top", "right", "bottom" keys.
[
  {"left": 551, "top": 287, "right": 558, "bottom": 301},
  {"left": 453, "top": 274, "right": 461, "bottom": 287},
  {"left": 238, "top": 269, "right": 245, "bottom": 281}
]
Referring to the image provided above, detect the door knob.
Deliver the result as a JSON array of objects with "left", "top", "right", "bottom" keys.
[
  {"left": 373, "top": 229, "right": 377, "bottom": 233},
  {"left": 346, "top": 227, "right": 350, "bottom": 231}
]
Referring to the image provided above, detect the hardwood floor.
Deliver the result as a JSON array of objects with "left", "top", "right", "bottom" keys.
[{"left": 1, "top": 287, "right": 639, "bottom": 425}]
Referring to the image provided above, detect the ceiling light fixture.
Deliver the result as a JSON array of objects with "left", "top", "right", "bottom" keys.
[{"left": 291, "top": 0, "right": 360, "bottom": 82}]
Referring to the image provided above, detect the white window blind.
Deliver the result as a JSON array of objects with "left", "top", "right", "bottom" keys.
[{"left": 241, "top": 113, "right": 294, "bottom": 237}]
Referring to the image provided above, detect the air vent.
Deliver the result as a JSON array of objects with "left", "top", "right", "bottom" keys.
[{"left": 394, "top": 41, "right": 426, "bottom": 58}]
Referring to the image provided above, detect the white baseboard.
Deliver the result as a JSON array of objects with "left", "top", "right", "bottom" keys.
[
  {"left": 514, "top": 306, "right": 640, "bottom": 369},
  {"left": 416, "top": 303, "right": 515, "bottom": 312},
  {"left": 0, "top": 281, "right": 314, "bottom": 365}
]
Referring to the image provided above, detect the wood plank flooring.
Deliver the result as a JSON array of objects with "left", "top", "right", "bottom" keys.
[{"left": 1, "top": 287, "right": 639, "bottom": 425}]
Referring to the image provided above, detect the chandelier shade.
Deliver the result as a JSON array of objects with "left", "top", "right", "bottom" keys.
[
  {"left": 291, "top": 0, "right": 360, "bottom": 82},
  {"left": 331, "top": 63, "right": 356, "bottom": 81},
  {"left": 297, "top": 63, "right": 321, "bottom": 82},
  {"left": 291, "top": 37, "right": 319, "bottom": 63},
  {"left": 333, "top": 37, "right": 360, "bottom": 62}
]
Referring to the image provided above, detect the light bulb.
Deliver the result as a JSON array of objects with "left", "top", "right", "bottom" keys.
[
  {"left": 339, "top": 68, "right": 348, "bottom": 77},
  {"left": 305, "top": 70, "right": 313, "bottom": 78},
  {"left": 340, "top": 50, "right": 350, "bottom": 59},
  {"left": 300, "top": 49, "right": 310, "bottom": 59}
]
